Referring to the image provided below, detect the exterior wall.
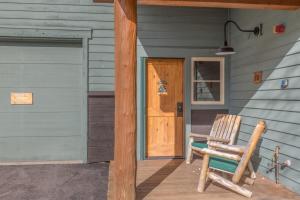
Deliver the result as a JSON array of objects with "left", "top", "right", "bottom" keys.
[
  {"left": 0, "top": 1, "right": 228, "bottom": 161},
  {"left": 136, "top": 6, "right": 228, "bottom": 159},
  {"left": 191, "top": 110, "right": 228, "bottom": 134},
  {"left": 229, "top": 9, "right": 300, "bottom": 193},
  {"left": 0, "top": 0, "right": 109, "bottom": 162},
  {"left": 0, "top": 0, "right": 114, "bottom": 92},
  {"left": 88, "top": 92, "right": 114, "bottom": 163},
  {"left": 0, "top": 40, "right": 86, "bottom": 162}
]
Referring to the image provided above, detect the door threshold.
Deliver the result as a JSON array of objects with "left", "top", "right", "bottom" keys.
[{"left": 146, "top": 156, "right": 184, "bottom": 160}]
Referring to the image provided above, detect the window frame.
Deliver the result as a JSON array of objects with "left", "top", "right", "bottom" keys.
[{"left": 191, "top": 57, "right": 225, "bottom": 105}]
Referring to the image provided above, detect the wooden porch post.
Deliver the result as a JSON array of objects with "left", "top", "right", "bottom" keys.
[{"left": 113, "top": 0, "right": 137, "bottom": 199}]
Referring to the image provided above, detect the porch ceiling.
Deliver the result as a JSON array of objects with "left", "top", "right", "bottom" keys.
[{"left": 94, "top": 0, "right": 300, "bottom": 10}]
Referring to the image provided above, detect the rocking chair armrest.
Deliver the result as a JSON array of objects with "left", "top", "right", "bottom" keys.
[
  {"left": 189, "top": 133, "right": 230, "bottom": 143},
  {"left": 199, "top": 148, "right": 242, "bottom": 161},
  {"left": 207, "top": 136, "right": 230, "bottom": 143},
  {"left": 189, "top": 133, "right": 210, "bottom": 139},
  {"left": 209, "top": 142, "right": 246, "bottom": 154}
]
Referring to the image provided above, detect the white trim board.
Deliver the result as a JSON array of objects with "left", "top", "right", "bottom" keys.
[
  {"left": 191, "top": 56, "right": 225, "bottom": 105},
  {"left": 0, "top": 25, "right": 92, "bottom": 39}
]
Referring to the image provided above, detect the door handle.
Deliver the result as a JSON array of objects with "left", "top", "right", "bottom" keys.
[{"left": 177, "top": 102, "right": 183, "bottom": 117}]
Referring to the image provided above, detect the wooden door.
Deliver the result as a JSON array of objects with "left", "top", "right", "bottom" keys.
[{"left": 146, "top": 58, "right": 184, "bottom": 158}]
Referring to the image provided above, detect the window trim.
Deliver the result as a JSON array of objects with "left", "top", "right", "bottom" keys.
[{"left": 191, "top": 57, "right": 225, "bottom": 105}]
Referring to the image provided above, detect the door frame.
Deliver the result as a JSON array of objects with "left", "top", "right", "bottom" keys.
[{"left": 143, "top": 57, "right": 186, "bottom": 159}]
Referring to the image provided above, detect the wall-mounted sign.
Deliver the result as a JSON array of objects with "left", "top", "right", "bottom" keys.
[
  {"left": 11, "top": 93, "right": 33, "bottom": 105},
  {"left": 273, "top": 24, "right": 285, "bottom": 34},
  {"left": 253, "top": 71, "right": 263, "bottom": 84},
  {"left": 281, "top": 79, "right": 289, "bottom": 89},
  {"left": 158, "top": 80, "right": 168, "bottom": 95}
]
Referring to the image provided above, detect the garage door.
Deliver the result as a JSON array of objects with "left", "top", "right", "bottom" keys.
[{"left": 0, "top": 40, "right": 85, "bottom": 162}]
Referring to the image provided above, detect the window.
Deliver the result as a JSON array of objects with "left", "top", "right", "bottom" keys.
[{"left": 191, "top": 57, "right": 225, "bottom": 105}]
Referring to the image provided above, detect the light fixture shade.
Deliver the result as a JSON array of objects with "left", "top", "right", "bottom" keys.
[{"left": 216, "top": 46, "right": 236, "bottom": 56}]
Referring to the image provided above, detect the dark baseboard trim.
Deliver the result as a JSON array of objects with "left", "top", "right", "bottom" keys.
[{"left": 88, "top": 91, "right": 114, "bottom": 97}]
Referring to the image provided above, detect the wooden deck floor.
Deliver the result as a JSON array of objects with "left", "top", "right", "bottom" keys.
[{"left": 108, "top": 159, "right": 300, "bottom": 200}]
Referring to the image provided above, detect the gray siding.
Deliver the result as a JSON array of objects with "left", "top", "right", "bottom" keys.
[
  {"left": 229, "top": 9, "right": 300, "bottom": 193},
  {"left": 0, "top": 1, "right": 228, "bottom": 95},
  {"left": 0, "top": 40, "right": 85, "bottom": 161},
  {"left": 0, "top": 0, "right": 114, "bottom": 92},
  {"left": 0, "top": 1, "right": 229, "bottom": 162},
  {"left": 135, "top": 7, "right": 228, "bottom": 159}
]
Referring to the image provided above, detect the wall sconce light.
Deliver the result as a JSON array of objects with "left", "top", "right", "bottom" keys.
[{"left": 216, "top": 20, "right": 263, "bottom": 56}]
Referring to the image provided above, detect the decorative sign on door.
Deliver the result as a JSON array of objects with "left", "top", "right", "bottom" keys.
[
  {"left": 11, "top": 92, "right": 33, "bottom": 105},
  {"left": 158, "top": 80, "right": 168, "bottom": 95}
]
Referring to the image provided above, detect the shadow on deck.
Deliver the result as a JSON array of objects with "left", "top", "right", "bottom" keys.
[{"left": 108, "top": 159, "right": 300, "bottom": 200}]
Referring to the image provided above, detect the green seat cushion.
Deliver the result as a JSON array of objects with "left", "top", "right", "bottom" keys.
[
  {"left": 192, "top": 142, "right": 208, "bottom": 149},
  {"left": 192, "top": 142, "right": 238, "bottom": 173},
  {"left": 209, "top": 156, "right": 238, "bottom": 173}
]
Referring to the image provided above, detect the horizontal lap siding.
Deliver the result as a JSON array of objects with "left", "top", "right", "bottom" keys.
[
  {"left": 137, "top": 7, "right": 225, "bottom": 51},
  {"left": 0, "top": 1, "right": 226, "bottom": 92},
  {"left": 0, "top": 1, "right": 115, "bottom": 162},
  {"left": 0, "top": 0, "right": 114, "bottom": 92},
  {"left": 136, "top": 6, "right": 229, "bottom": 117},
  {"left": 135, "top": 7, "right": 227, "bottom": 159},
  {"left": 90, "top": 6, "right": 227, "bottom": 91},
  {"left": 0, "top": 1, "right": 228, "bottom": 162},
  {"left": 229, "top": 9, "right": 300, "bottom": 193}
]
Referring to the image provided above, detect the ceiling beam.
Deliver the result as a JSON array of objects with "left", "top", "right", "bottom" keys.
[{"left": 94, "top": 0, "right": 300, "bottom": 10}]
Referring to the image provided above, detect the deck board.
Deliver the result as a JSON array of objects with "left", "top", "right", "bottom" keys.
[{"left": 108, "top": 159, "right": 300, "bottom": 200}]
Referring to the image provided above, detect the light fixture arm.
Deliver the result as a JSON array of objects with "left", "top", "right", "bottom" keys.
[
  {"left": 224, "top": 20, "right": 261, "bottom": 46},
  {"left": 216, "top": 20, "right": 262, "bottom": 56}
]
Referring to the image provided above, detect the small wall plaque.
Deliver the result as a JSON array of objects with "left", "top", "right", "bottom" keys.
[
  {"left": 11, "top": 93, "right": 33, "bottom": 105},
  {"left": 253, "top": 71, "right": 263, "bottom": 84},
  {"left": 281, "top": 79, "right": 289, "bottom": 89}
]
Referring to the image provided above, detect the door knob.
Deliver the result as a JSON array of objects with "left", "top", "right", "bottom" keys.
[{"left": 177, "top": 102, "right": 183, "bottom": 117}]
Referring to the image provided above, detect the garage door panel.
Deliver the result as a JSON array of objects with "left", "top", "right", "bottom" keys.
[
  {"left": 0, "top": 112, "right": 82, "bottom": 137},
  {"left": 0, "top": 88, "right": 82, "bottom": 112},
  {"left": 0, "top": 136, "right": 84, "bottom": 161},
  {"left": 0, "top": 45, "right": 82, "bottom": 64},
  {"left": 0, "top": 64, "right": 82, "bottom": 88},
  {"left": 0, "top": 41, "right": 84, "bottom": 162}
]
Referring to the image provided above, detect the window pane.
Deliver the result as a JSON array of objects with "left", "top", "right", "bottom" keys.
[
  {"left": 193, "top": 82, "right": 220, "bottom": 101},
  {"left": 194, "top": 61, "right": 220, "bottom": 81}
]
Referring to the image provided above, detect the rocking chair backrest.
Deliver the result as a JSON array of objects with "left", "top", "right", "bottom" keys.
[
  {"left": 232, "top": 120, "right": 266, "bottom": 183},
  {"left": 209, "top": 114, "right": 241, "bottom": 145}
]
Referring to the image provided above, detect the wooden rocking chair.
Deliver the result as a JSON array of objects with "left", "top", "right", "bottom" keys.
[
  {"left": 186, "top": 114, "right": 241, "bottom": 164},
  {"left": 197, "top": 120, "right": 266, "bottom": 198}
]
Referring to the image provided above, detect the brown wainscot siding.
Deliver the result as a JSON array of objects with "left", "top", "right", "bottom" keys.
[
  {"left": 191, "top": 110, "right": 228, "bottom": 134},
  {"left": 88, "top": 92, "right": 115, "bottom": 162}
]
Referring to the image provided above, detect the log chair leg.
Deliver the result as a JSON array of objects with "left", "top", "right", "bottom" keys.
[
  {"left": 221, "top": 170, "right": 230, "bottom": 178},
  {"left": 197, "top": 154, "right": 209, "bottom": 192},
  {"left": 186, "top": 137, "right": 194, "bottom": 164},
  {"left": 248, "top": 161, "right": 256, "bottom": 179},
  {"left": 241, "top": 176, "right": 255, "bottom": 185},
  {"left": 208, "top": 172, "right": 252, "bottom": 198}
]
